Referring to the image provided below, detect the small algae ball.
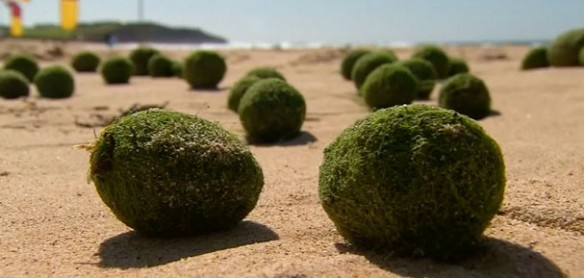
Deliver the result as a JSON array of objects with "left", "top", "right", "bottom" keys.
[
  {"left": 397, "top": 58, "right": 437, "bottom": 99},
  {"left": 34, "top": 65, "right": 75, "bottom": 99},
  {"left": 244, "top": 67, "right": 286, "bottom": 81},
  {"left": 148, "top": 54, "right": 175, "bottom": 77},
  {"left": 0, "top": 70, "right": 29, "bottom": 99},
  {"left": 438, "top": 73, "right": 491, "bottom": 120},
  {"left": 351, "top": 51, "right": 398, "bottom": 91},
  {"left": 227, "top": 76, "right": 261, "bottom": 112},
  {"left": 238, "top": 78, "right": 306, "bottom": 143},
  {"left": 447, "top": 57, "right": 470, "bottom": 77},
  {"left": 172, "top": 60, "right": 183, "bottom": 78},
  {"left": 319, "top": 104, "right": 505, "bottom": 261},
  {"left": 184, "top": 50, "right": 227, "bottom": 89},
  {"left": 3, "top": 55, "right": 39, "bottom": 83},
  {"left": 71, "top": 51, "right": 101, "bottom": 72},
  {"left": 340, "top": 49, "right": 371, "bottom": 80},
  {"left": 521, "top": 47, "right": 549, "bottom": 70},
  {"left": 547, "top": 28, "right": 584, "bottom": 67},
  {"left": 412, "top": 45, "right": 450, "bottom": 79},
  {"left": 129, "top": 47, "right": 160, "bottom": 76},
  {"left": 89, "top": 109, "right": 264, "bottom": 237},
  {"left": 361, "top": 64, "right": 418, "bottom": 110},
  {"left": 100, "top": 57, "right": 133, "bottom": 84}
]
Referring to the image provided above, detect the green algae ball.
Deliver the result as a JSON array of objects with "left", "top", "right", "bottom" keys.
[
  {"left": 34, "top": 65, "right": 75, "bottom": 99},
  {"left": 89, "top": 109, "right": 264, "bottom": 237},
  {"left": 0, "top": 70, "right": 29, "bottom": 99},
  {"left": 548, "top": 28, "right": 584, "bottom": 67},
  {"left": 340, "top": 49, "right": 371, "bottom": 80},
  {"left": 238, "top": 78, "right": 306, "bottom": 143},
  {"left": 100, "top": 57, "right": 133, "bottom": 85},
  {"left": 227, "top": 76, "right": 261, "bottom": 112},
  {"left": 397, "top": 58, "right": 437, "bottom": 99},
  {"left": 412, "top": 45, "right": 450, "bottom": 79},
  {"left": 184, "top": 50, "right": 227, "bottom": 89},
  {"left": 319, "top": 104, "right": 505, "bottom": 261},
  {"left": 521, "top": 47, "right": 549, "bottom": 70},
  {"left": 3, "top": 55, "right": 39, "bottom": 83},
  {"left": 438, "top": 73, "right": 491, "bottom": 120},
  {"left": 71, "top": 51, "right": 101, "bottom": 73},
  {"left": 244, "top": 67, "right": 286, "bottom": 81},
  {"left": 447, "top": 57, "right": 470, "bottom": 77},
  {"left": 361, "top": 64, "right": 418, "bottom": 110},
  {"left": 129, "top": 47, "right": 160, "bottom": 76},
  {"left": 172, "top": 60, "right": 183, "bottom": 78},
  {"left": 351, "top": 51, "right": 398, "bottom": 91},
  {"left": 148, "top": 54, "right": 174, "bottom": 77}
]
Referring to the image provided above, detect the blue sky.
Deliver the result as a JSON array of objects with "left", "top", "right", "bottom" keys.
[{"left": 4, "top": 0, "right": 584, "bottom": 44}]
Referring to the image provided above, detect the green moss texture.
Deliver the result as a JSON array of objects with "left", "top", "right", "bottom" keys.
[
  {"left": 244, "top": 67, "right": 286, "bottom": 81},
  {"left": 71, "top": 51, "right": 101, "bottom": 73},
  {"left": 411, "top": 45, "right": 450, "bottom": 79},
  {"left": 547, "top": 28, "right": 584, "bottom": 67},
  {"left": 100, "top": 57, "right": 134, "bottom": 84},
  {"left": 521, "top": 47, "right": 549, "bottom": 70},
  {"left": 228, "top": 76, "right": 262, "bottom": 112},
  {"left": 129, "top": 47, "right": 160, "bottom": 76},
  {"left": 361, "top": 64, "right": 418, "bottom": 110},
  {"left": 397, "top": 58, "right": 437, "bottom": 99},
  {"left": 148, "top": 54, "right": 175, "bottom": 77},
  {"left": 184, "top": 50, "right": 227, "bottom": 89},
  {"left": 438, "top": 73, "right": 491, "bottom": 120},
  {"left": 447, "top": 57, "right": 470, "bottom": 77},
  {"left": 34, "top": 65, "right": 75, "bottom": 99},
  {"left": 0, "top": 70, "right": 30, "bottom": 99},
  {"left": 351, "top": 51, "right": 398, "bottom": 91},
  {"left": 3, "top": 55, "right": 39, "bottom": 83},
  {"left": 340, "top": 49, "right": 371, "bottom": 80}
]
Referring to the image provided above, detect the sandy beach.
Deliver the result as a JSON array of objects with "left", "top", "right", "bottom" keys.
[{"left": 0, "top": 41, "right": 583, "bottom": 277}]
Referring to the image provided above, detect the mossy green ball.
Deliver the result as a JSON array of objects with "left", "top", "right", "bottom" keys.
[
  {"left": 184, "top": 50, "right": 227, "bottom": 89},
  {"left": 34, "top": 65, "right": 75, "bottom": 99},
  {"left": 129, "top": 47, "right": 160, "bottom": 76},
  {"left": 148, "top": 54, "right": 175, "bottom": 77},
  {"left": 71, "top": 51, "right": 101, "bottom": 72},
  {"left": 340, "top": 49, "right": 371, "bottom": 80},
  {"left": 351, "top": 51, "right": 398, "bottom": 91},
  {"left": 447, "top": 57, "right": 470, "bottom": 77},
  {"left": 244, "top": 67, "right": 286, "bottom": 81},
  {"left": 238, "top": 79, "right": 306, "bottom": 143},
  {"left": 172, "top": 60, "right": 183, "bottom": 78},
  {"left": 397, "top": 58, "right": 437, "bottom": 99},
  {"left": 89, "top": 109, "right": 264, "bottom": 237},
  {"left": 100, "top": 57, "right": 134, "bottom": 84},
  {"left": 227, "top": 76, "right": 261, "bottom": 112},
  {"left": 3, "top": 55, "right": 39, "bottom": 83},
  {"left": 521, "top": 47, "right": 549, "bottom": 70},
  {"left": 319, "top": 104, "right": 505, "bottom": 261},
  {"left": 438, "top": 73, "right": 491, "bottom": 120},
  {"left": 0, "top": 70, "right": 30, "bottom": 99},
  {"left": 361, "top": 64, "right": 418, "bottom": 110},
  {"left": 547, "top": 28, "right": 584, "bottom": 67},
  {"left": 411, "top": 45, "right": 450, "bottom": 79}
]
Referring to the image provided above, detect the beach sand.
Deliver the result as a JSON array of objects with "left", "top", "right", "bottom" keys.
[{"left": 0, "top": 41, "right": 583, "bottom": 277}]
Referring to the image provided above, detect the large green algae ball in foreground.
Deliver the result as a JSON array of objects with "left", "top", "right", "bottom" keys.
[
  {"left": 351, "top": 51, "right": 398, "bottom": 91},
  {"left": 184, "top": 50, "right": 227, "bottom": 89},
  {"left": 319, "top": 104, "right": 506, "bottom": 261},
  {"left": 438, "top": 73, "right": 491, "bottom": 120},
  {"left": 34, "top": 65, "right": 75, "bottom": 99},
  {"left": 521, "top": 47, "right": 549, "bottom": 70},
  {"left": 89, "top": 109, "right": 264, "bottom": 237},
  {"left": 547, "top": 28, "right": 584, "bottom": 67},
  {"left": 412, "top": 45, "right": 450, "bottom": 79},
  {"left": 100, "top": 57, "right": 133, "bottom": 84},
  {"left": 0, "top": 70, "right": 29, "bottom": 99},
  {"left": 361, "top": 64, "right": 418, "bottom": 110},
  {"left": 238, "top": 78, "right": 306, "bottom": 143},
  {"left": 340, "top": 48, "right": 371, "bottom": 80},
  {"left": 396, "top": 58, "right": 437, "bottom": 99}
]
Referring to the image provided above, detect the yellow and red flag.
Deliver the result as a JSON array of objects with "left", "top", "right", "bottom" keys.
[
  {"left": 61, "top": 0, "right": 78, "bottom": 30},
  {"left": 8, "top": 2, "right": 22, "bottom": 37}
]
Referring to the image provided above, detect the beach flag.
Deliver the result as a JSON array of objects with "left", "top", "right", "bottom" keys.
[
  {"left": 8, "top": 2, "right": 22, "bottom": 37},
  {"left": 61, "top": 0, "right": 78, "bottom": 30}
]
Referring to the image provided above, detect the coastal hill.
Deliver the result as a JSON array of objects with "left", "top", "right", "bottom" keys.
[{"left": 0, "top": 21, "right": 228, "bottom": 44}]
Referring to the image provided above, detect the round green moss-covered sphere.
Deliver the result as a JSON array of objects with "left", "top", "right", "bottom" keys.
[
  {"left": 340, "top": 49, "right": 371, "bottom": 80},
  {"left": 238, "top": 78, "right": 306, "bottom": 143},
  {"left": 351, "top": 51, "right": 398, "bottom": 91},
  {"left": 438, "top": 73, "right": 491, "bottom": 120},
  {"left": 227, "top": 76, "right": 261, "bottom": 112},
  {"left": 411, "top": 45, "right": 450, "bottom": 79},
  {"left": 447, "top": 57, "right": 470, "bottom": 77},
  {"left": 34, "top": 65, "right": 75, "bottom": 99},
  {"left": 71, "top": 51, "right": 101, "bottom": 72},
  {"left": 3, "top": 55, "right": 39, "bottom": 83},
  {"left": 521, "top": 47, "right": 549, "bottom": 70},
  {"left": 361, "top": 64, "right": 418, "bottom": 110},
  {"left": 172, "top": 60, "right": 183, "bottom": 78},
  {"left": 397, "top": 58, "right": 437, "bottom": 99},
  {"left": 148, "top": 54, "right": 175, "bottom": 77},
  {"left": 129, "top": 47, "right": 160, "bottom": 76},
  {"left": 100, "top": 57, "right": 134, "bottom": 84},
  {"left": 89, "top": 109, "right": 264, "bottom": 237},
  {"left": 0, "top": 70, "right": 30, "bottom": 99},
  {"left": 547, "top": 28, "right": 584, "bottom": 67},
  {"left": 319, "top": 104, "right": 505, "bottom": 261},
  {"left": 184, "top": 50, "right": 227, "bottom": 89},
  {"left": 244, "top": 67, "right": 286, "bottom": 81}
]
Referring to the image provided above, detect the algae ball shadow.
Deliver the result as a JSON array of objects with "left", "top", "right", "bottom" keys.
[
  {"left": 88, "top": 109, "right": 264, "bottom": 237},
  {"left": 438, "top": 73, "right": 492, "bottom": 120},
  {"left": 319, "top": 104, "right": 505, "bottom": 261},
  {"left": 238, "top": 78, "right": 306, "bottom": 144}
]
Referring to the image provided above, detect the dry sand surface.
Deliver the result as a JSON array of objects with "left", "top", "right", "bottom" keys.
[{"left": 0, "top": 41, "right": 583, "bottom": 277}]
